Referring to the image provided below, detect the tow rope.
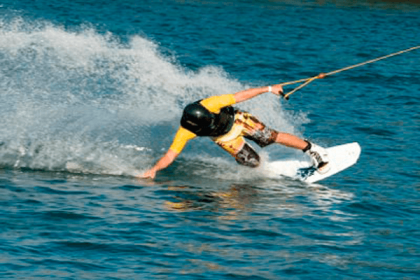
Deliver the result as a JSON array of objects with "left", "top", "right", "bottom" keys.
[{"left": 280, "top": 45, "right": 420, "bottom": 100}]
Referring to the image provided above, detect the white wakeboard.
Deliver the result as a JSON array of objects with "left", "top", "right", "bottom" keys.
[{"left": 265, "top": 142, "right": 361, "bottom": 183}]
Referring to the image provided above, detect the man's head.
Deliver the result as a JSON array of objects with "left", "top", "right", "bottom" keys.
[{"left": 181, "top": 102, "right": 215, "bottom": 135}]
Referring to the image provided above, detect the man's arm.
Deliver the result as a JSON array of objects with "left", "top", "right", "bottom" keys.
[
  {"left": 200, "top": 84, "right": 284, "bottom": 113},
  {"left": 138, "top": 127, "right": 196, "bottom": 179},
  {"left": 234, "top": 84, "right": 283, "bottom": 103},
  {"left": 138, "top": 149, "right": 179, "bottom": 179}
]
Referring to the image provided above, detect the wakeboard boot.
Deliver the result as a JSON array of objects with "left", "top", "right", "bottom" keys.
[{"left": 303, "top": 140, "right": 330, "bottom": 174}]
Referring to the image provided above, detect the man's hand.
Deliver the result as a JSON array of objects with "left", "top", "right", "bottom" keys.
[
  {"left": 135, "top": 149, "right": 179, "bottom": 180},
  {"left": 270, "top": 84, "right": 284, "bottom": 96},
  {"left": 137, "top": 169, "right": 157, "bottom": 179}
]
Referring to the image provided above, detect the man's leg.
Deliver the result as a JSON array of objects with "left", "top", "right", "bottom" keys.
[
  {"left": 214, "top": 135, "right": 261, "bottom": 168},
  {"left": 243, "top": 113, "right": 330, "bottom": 173},
  {"left": 274, "top": 132, "right": 307, "bottom": 149},
  {"left": 234, "top": 143, "right": 260, "bottom": 168}
]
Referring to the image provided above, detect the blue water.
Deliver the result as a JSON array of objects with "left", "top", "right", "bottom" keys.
[{"left": 1, "top": 0, "right": 419, "bottom": 279}]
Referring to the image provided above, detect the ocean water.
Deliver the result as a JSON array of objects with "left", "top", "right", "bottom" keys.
[{"left": 0, "top": 0, "right": 419, "bottom": 279}]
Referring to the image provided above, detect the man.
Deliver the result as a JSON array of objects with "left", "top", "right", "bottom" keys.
[{"left": 139, "top": 84, "right": 329, "bottom": 179}]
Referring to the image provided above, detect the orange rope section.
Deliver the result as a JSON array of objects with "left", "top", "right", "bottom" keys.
[{"left": 280, "top": 45, "right": 420, "bottom": 100}]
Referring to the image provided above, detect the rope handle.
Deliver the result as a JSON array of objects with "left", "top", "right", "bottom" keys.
[{"left": 281, "top": 73, "right": 325, "bottom": 100}]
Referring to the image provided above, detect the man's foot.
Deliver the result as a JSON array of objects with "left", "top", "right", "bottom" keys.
[{"left": 303, "top": 141, "right": 330, "bottom": 174}]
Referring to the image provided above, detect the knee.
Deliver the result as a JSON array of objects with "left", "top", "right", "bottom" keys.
[
  {"left": 235, "top": 144, "right": 260, "bottom": 168},
  {"left": 254, "top": 127, "right": 278, "bottom": 148}
]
